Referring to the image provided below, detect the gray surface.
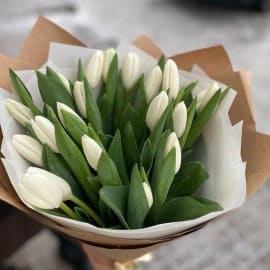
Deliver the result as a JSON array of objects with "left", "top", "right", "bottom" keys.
[{"left": 1, "top": 0, "right": 270, "bottom": 269}]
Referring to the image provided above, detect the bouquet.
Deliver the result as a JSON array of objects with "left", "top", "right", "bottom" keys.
[{"left": 0, "top": 17, "right": 269, "bottom": 269}]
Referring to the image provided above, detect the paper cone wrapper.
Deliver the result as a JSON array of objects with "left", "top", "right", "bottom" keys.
[{"left": 0, "top": 17, "right": 269, "bottom": 266}]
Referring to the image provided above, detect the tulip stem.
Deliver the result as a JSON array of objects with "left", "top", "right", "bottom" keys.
[
  {"left": 60, "top": 202, "right": 82, "bottom": 221},
  {"left": 71, "top": 195, "right": 105, "bottom": 227}
]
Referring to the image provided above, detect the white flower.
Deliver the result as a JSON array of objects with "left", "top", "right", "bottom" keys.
[
  {"left": 142, "top": 182, "right": 153, "bottom": 208},
  {"left": 85, "top": 50, "right": 104, "bottom": 88},
  {"left": 19, "top": 167, "right": 72, "bottom": 209},
  {"left": 31, "top": 116, "right": 59, "bottom": 153},
  {"left": 12, "top": 135, "right": 43, "bottom": 167},
  {"left": 146, "top": 91, "right": 169, "bottom": 131},
  {"left": 196, "top": 82, "right": 219, "bottom": 112},
  {"left": 172, "top": 102, "right": 187, "bottom": 138},
  {"left": 82, "top": 135, "right": 103, "bottom": 171},
  {"left": 162, "top": 59, "right": 180, "bottom": 100},
  {"left": 57, "top": 72, "right": 71, "bottom": 94},
  {"left": 5, "top": 99, "right": 33, "bottom": 127},
  {"left": 102, "top": 48, "right": 116, "bottom": 81},
  {"left": 164, "top": 132, "right": 181, "bottom": 173},
  {"left": 73, "top": 81, "right": 87, "bottom": 118},
  {"left": 122, "top": 52, "right": 141, "bottom": 90},
  {"left": 144, "top": 66, "right": 162, "bottom": 102},
  {"left": 57, "top": 102, "right": 84, "bottom": 128}
]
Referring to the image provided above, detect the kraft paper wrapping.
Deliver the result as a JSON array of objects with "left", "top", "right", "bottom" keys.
[{"left": 0, "top": 17, "right": 269, "bottom": 268}]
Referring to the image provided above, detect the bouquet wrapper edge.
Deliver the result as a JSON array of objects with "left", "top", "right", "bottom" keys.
[{"left": 0, "top": 16, "right": 270, "bottom": 266}]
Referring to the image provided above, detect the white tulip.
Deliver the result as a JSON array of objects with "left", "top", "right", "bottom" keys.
[
  {"left": 73, "top": 81, "right": 87, "bottom": 118},
  {"left": 85, "top": 50, "right": 104, "bottom": 88},
  {"left": 164, "top": 132, "right": 181, "bottom": 173},
  {"left": 82, "top": 135, "right": 103, "bottom": 171},
  {"left": 172, "top": 102, "right": 187, "bottom": 138},
  {"left": 19, "top": 167, "right": 72, "bottom": 209},
  {"left": 5, "top": 99, "right": 33, "bottom": 127},
  {"left": 57, "top": 102, "right": 84, "bottom": 128},
  {"left": 144, "top": 66, "right": 162, "bottom": 102},
  {"left": 162, "top": 59, "right": 180, "bottom": 100},
  {"left": 102, "top": 48, "right": 116, "bottom": 81},
  {"left": 197, "top": 82, "right": 219, "bottom": 112},
  {"left": 142, "top": 182, "right": 153, "bottom": 208},
  {"left": 146, "top": 91, "right": 169, "bottom": 131},
  {"left": 122, "top": 52, "right": 141, "bottom": 90},
  {"left": 31, "top": 116, "right": 59, "bottom": 153},
  {"left": 12, "top": 135, "right": 43, "bottom": 167},
  {"left": 57, "top": 72, "right": 71, "bottom": 94}
]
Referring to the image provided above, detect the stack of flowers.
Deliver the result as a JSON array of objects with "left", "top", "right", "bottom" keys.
[{"left": 3, "top": 49, "right": 229, "bottom": 229}]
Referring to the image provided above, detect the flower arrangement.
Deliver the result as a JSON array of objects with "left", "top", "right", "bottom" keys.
[{"left": 4, "top": 49, "right": 229, "bottom": 229}]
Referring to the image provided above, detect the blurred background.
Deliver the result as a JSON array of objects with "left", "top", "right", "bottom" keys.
[{"left": 1, "top": 0, "right": 270, "bottom": 269}]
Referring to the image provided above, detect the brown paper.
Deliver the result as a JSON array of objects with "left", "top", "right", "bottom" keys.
[{"left": 0, "top": 17, "right": 269, "bottom": 267}]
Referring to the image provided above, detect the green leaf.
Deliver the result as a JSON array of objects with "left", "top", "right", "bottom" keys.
[
  {"left": 113, "top": 76, "right": 125, "bottom": 131},
  {"left": 99, "top": 186, "right": 129, "bottom": 229},
  {"left": 46, "top": 105, "right": 97, "bottom": 205},
  {"left": 175, "top": 81, "right": 198, "bottom": 105},
  {"left": 9, "top": 69, "right": 41, "bottom": 115},
  {"left": 37, "top": 208, "right": 67, "bottom": 218},
  {"left": 77, "top": 58, "right": 85, "bottom": 81},
  {"left": 180, "top": 98, "right": 197, "bottom": 149},
  {"left": 168, "top": 162, "right": 209, "bottom": 198},
  {"left": 84, "top": 78, "right": 103, "bottom": 132},
  {"left": 182, "top": 148, "right": 194, "bottom": 161},
  {"left": 121, "top": 103, "right": 145, "bottom": 143},
  {"left": 185, "top": 89, "right": 222, "bottom": 149},
  {"left": 157, "top": 55, "right": 166, "bottom": 71},
  {"left": 98, "top": 152, "right": 122, "bottom": 186},
  {"left": 150, "top": 130, "right": 170, "bottom": 186},
  {"left": 62, "top": 110, "right": 88, "bottom": 145},
  {"left": 74, "top": 207, "right": 91, "bottom": 222},
  {"left": 25, "top": 123, "right": 38, "bottom": 140},
  {"left": 36, "top": 71, "right": 75, "bottom": 113},
  {"left": 122, "top": 122, "right": 140, "bottom": 172},
  {"left": 156, "top": 196, "right": 223, "bottom": 223},
  {"left": 98, "top": 55, "right": 119, "bottom": 134},
  {"left": 153, "top": 148, "right": 176, "bottom": 211},
  {"left": 46, "top": 67, "right": 68, "bottom": 89},
  {"left": 134, "top": 75, "right": 147, "bottom": 117},
  {"left": 98, "top": 94, "right": 111, "bottom": 133},
  {"left": 127, "top": 164, "right": 150, "bottom": 229},
  {"left": 140, "top": 139, "right": 153, "bottom": 172},
  {"left": 149, "top": 102, "right": 172, "bottom": 156},
  {"left": 42, "top": 144, "right": 85, "bottom": 200},
  {"left": 108, "top": 130, "right": 129, "bottom": 185}
]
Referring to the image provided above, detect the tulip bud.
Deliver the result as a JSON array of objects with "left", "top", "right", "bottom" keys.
[
  {"left": 19, "top": 167, "right": 72, "bottom": 209},
  {"left": 144, "top": 66, "right": 162, "bottom": 102},
  {"left": 82, "top": 135, "right": 103, "bottom": 171},
  {"left": 5, "top": 99, "right": 33, "bottom": 127},
  {"left": 172, "top": 102, "right": 187, "bottom": 138},
  {"left": 164, "top": 132, "right": 181, "bottom": 173},
  {"left": 12, "top": 135, "right": 43, "bottom": 167},
  {"left": 102, "top": 48, "right": 116, "bottom": 81},
  {"left": 73, "top": 81, "right": 87, "bottom": 118},
  {"left": 142, "top": 182, "right": 153, "bottom": 208},
  {"left": 31, "top": 116, "right": 59, "bottom": 153},
  {"left": 85, "top": 50, "right": 104, "bottom": 88},
  {"left": 197, "top": 82, "right": 219, "bottom": 112},
  {"left": 146, "top": 91, "right": 169, "bottom": 131},
  {"left": 57, "top": 102, "right": 84, "bottom": 128},
  {"left": 121, "top": 52, "right": 141, "bottom": 90},
  {"left": 57, "top": 72, "right": 71, "bottom": 94},
  {"left": 162, "top": 59, "right": 180, "bottom": 100}
]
